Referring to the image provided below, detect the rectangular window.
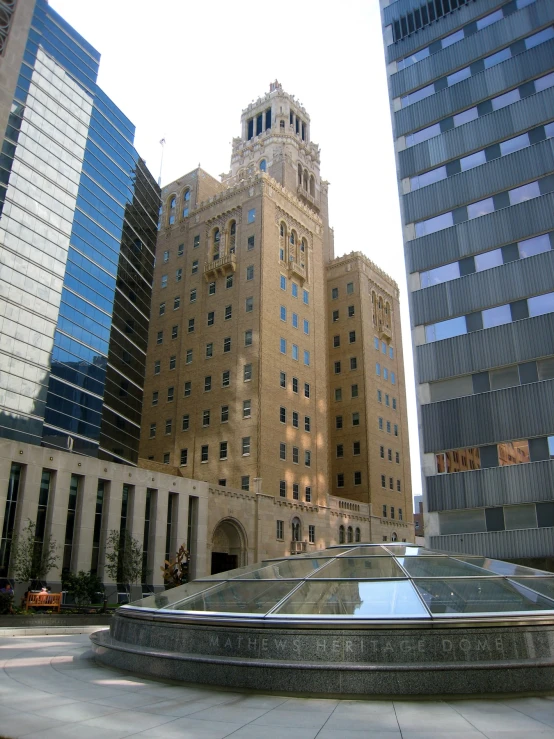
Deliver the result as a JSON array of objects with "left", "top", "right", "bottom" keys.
[
  {"left": 244, "top": 363, "right": 252, "bottom": 381},
  {"left": 204, "top": 376, "right": 212, "bottom": 392},
  {"left": 292, "top": 484, "right": 299, "bottom": 500},
  {"left": 184, "top": 381, "right": 191, "bottom": 397},
  {"left": 292, "top": 344, "right": 299, "bottom": 360},
  {"left": 224, "top": 337, "right": 231, "bottom": 352},
  {"left": 332, "top": 287, "right": 338, "bottom": 300},
  {"left": 333, "top": 310, "right": 339, "bottom": 322},
  {"left": 172, "top": 325, "right": 178, "bottom": 340},
  {"left": 397, "top": 480, "right": 401, "bottom": 492},
  {"left": 201, "top": 445, "right": 209, "bottom": 462},
  {"left": 207, "top": 311, "right": 215, "bottom": 327},
  {"left": 224, "top": 305, "right": 232, "bottom": 321},
  {"left": 152, "top": 391, "right": 158, "bottom": 406},
  {"left": 280, "top": 442, "right": 286, "bottom": 460},
  {"left": 308, "top": 525, "right": 315, "bottom": 543},
  {"left": 203, "top": 409, "right": 210, "bottom": 426},
  {"left": 182, "top": 414, "right": 189, "bottom": 431},
  {"left": 194, "top": 235, "right": 200, "bottom": 248},
  {"left": 352, "top": 412, "right": 360, "bottom": 426},
  {"left": 335, "top": 388, "right": 342, "bottom": 401},
  {"left": 334, "top": 361, "right": 341, "bottom": 374},
  {"left": 192, "top": 260, "right": 198, "bottom": 275},
  {"left": 176, "top": 268, "right": 183, "bottom": 282},
  {"left": 385, "top": 394, "right": 390, "bottom": 406},
  {"left": 149, "top": 423, "right": 156, "bottom": 438},
  {"left": 391, "top": 372, "right": 396, "bottom": 385},
  {"left": 304, "top": 383, "right": 310, "bottom": 398},
  {"left": 280, "top": 275, "right": 286, "bottom": 290},
  {"left": 280, "top": 338, "right": 286, "bottom": 354},
  {"left": 174, "top": 296, "right": 180, "bottom": 310},
  {"left": 333, "top": 335, "right": 341, "bottom": 348},
  {"left": 305, "top": 450, "right": 311, "bottom": 467},
  {"left": 389, "top": 478, "right": 394, "bottom": 491},
  {"left": 376, "top": 363, "right": 381, "bottom": 376},
  {"left": 291, "top": 282, "right": 298, "bottom": 298},
  {"left": 337, "top": 444, "right": 344, "bottom": 458},
  {"left": 280, "top": 406, "right": 286, "bottom": 423},
  {"left": 353, "top": 441, "right": 360, "bottom": 455},
  {"left": 220, "top": 442, "right": 228, "bottom": 460},
  {"left": 157, "top": 331, "right": 163, "bottom": 345},
  {"left": 303, "top": 350, "right": 310, "bottom": 366},
  {"left": 396, "top": 452, "right": 400, "bottom": 463},
  {"left": 392, "top": 398, "right": 397, "bottom": 410},
  {"left": 279, "top": 481, "right": 286, "bottom": 498},
  {"left": 337, "top": 473, "right": 344, "bottom": 488},
  {"left": 394, "top": 424, "right": 398, "bottom": 437},
  {"left": 388, "top": 448, "right": 392, "bottom": 461},
  {"left": 277, "top": 519, "right": 284, "bottom": 537},
  {"left": 177, "top": 243, "right": 184, "bottom": 256},
  {"left": 384, "top": 368, "right": 389, "bottom": 381},
  {"left": 354, "top": 471, "right": 361, "bottom": 485},
  {"left": 349, "top": 331, "right": 356, "bottom": 344},
  {"left": 242, "top": 437, "right": 251, "bottom": 455},
  {"left": 245, "top": 330, "right": 253, "bottom": 346},
  {"left": 280, "top": 305, "right": 287, "bottom": 322},
  {"left": 377, "top": 390, "right": 382, "bottom": 403},
  {"left": 180, "top": 448, "right": 188, "bottom": 466},
  {"left": 292, "top": 377, "right": 298, "bottom": 393},
  {"left": 346, "top": 282, "right": 354, "bottom": 295},
  {"left": 159, "top": 302, "right": 165, "bottom": 316},
  {"left": 351, "top": 384, "right": 358, "bottom": 398},
  {"left": 380, "top": 446, "right": 384, "bottom": 459},
  {"left": 206, "top": 343, "right": 213, "bottom": 359},
  {"left": 303, "top": 289, "right": 309, "bottom": 305},
  {"left": 293, "top": 447, "right": 299, "bottom": 464},
  {"left": 399, "top": 508, "right": 403, "bottom": 521},
  {"left": 161, "top": 275, "right": 168, "bottom": 288},
  {"left": 163, "top": 250, "right": 170, "bottom": 263},
  {"left": 336, "top": 415, "right": 343, "bottom": 429},
  {"left": 305, "top": 416, "right": 311, "bottom": 432},
  {"left": 246, "top": 265, "right": 254, "bottom": 280},
  {"left": 243, "top": 399, "right": 251, "bottom": 418},
  {"left": 292, "top": 411, "right": 299, "bottom": 428},
  {"left": 247, "top": 235, "right": 255, "bottom": 250},
  {"left": 350, "top": 357, "right": 357, "bottom": 370},
  {"left": 387, "top": 421, "right": 391, "bottom": 433},
  {"left": 163, "top": 453, "right": 170, "bottom": 464},
  {"left": 390, "top": 505, "right": 395, "bottom": 519},
  {"left": 245, "top": 296, "right": 253, "bottom": 312},
  {"left": 222, "top": 370, "right": 230, "bottom": 387},
  {"left": 188, "top": 318, "right": 195, "bottom": 333},
  {"left": 167, "top": 386, "right": 174, "bottom": 401},
  {"left": 186, "top": 349, "right": 193, "bottom": 364},
  {"left": 247, "top": 208, "right": 256, "bottom": 223},
  {"left": 209, "top": 281, "right": 216, "bottom": 295},
  {"left": 348, "top": 305, "right": 355, "bottom": 318},
  {"left": 221, "top": 405, "right": 229, "bottom": 422},
  {"left": 165, "top": 419, "right": 172, "bottom": 434},
  {"left": 280, "top": 371, "right": 286, "bottom": 389},
  {"left": 226, "top": 275, "right": 234, "bottom": 289},
  {"left": 382, "top": 478, "right": 386, "bottom": 490},
  {"left": 379, "top": 417, "right": 383, "bottom": 430}
]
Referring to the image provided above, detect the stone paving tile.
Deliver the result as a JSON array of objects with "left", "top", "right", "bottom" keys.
[
  {"left": 324, "top": 712, "right": 400, "bottom": 732},
  {"left": 279, "top": 696, "right": 339, "bottom": 711},
  {"left": 447, "top": 703, "right": 554, "bottom": 733},
  {"left": 223, "top": 726, "right": 320, "bottom": 739},
  {"left": 401, "top": 731, "right": 487, "bottom": 739},
  {"left": 248, "top": 707, "right": 335, "bottom": 729},
  {"left": 185, "top": 703, "right": 278, "bottom": 724},
  {"left": 88, "top": 690, "right": 170, "bottom": 709},
  {"left": 0, "top": 712, "right": 68, "bottom": 738},
  {"left": 482, "top": 732, "right": 554, "bottom": 739},
  {"left": 332, "top": 698, "right": 397, "bottom": 714},
  {"left": 499, "top": 697, "right": 554, "bottom": 728},
  {"left": 317, "top": 731, "right": 402, "bottom": 739},
  {"left": 29, "top": 724, "right": 134, "bottom": 739},
  {"left": 395, "top": 700, "right": 481, "bottom": 732},
  {"left": 135, "top": 716, "right": 244, "bottom": 738},
  {"left": 31, "top": 699, "right": 120, "bottom": 722},
  {"left": 79, "top": 708, "right": 178, "bottom": 734}
]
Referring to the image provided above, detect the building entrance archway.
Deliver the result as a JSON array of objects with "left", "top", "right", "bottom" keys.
[{"left": 211, "top": 518, "right": 247, "bottom": 575}]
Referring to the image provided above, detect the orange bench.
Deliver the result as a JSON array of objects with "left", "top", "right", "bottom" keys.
[{"left": 25, "top": 592, "right": 61, "bottom": 612}]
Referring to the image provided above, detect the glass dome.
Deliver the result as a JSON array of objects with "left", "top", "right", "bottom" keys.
[{"left": 126, "top": 544, "right": 554, "bottom": 622}]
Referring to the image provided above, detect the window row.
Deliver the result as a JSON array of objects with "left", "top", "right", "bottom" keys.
[
  {"left": 279, "top": 407, "right": 311, "bottom": 430},
  {"left": 333, "top": 357, "right": 359, "bottom": 374},
  {"left": 279, "top": 275, "right": 309, "bottom": 303},
  {"left": 421, "top": 231, "right": 554, "bottom": 289},
  {"left": 412, "top": 120, "right": 554, "bottom": 191},
  {"left": 335, "top": 413, "right": 361, "bottom": 429},
  {"left": 279, "top": 338, "right": 310, "bottom": 365},
  {"left": 397, "top": 0, "right": 535, "bottom": 72},
  {"left": 332, "top": 305, "right": 355, "bottom": 321},
  {"left": 280, "top": 306, "right": 309, "bottom": 334},
  {"left": 334, "top": 385, "right": 360, "bottom": 401},
  {"left": 407, "top": 69, "right": 554, "bottom": 147},
  {"left": 154, "top": 363, "right": 253, "bottom": 387},
  {"left": 159, "top": 296, "right": 182, "bottom": 315},
  {"left": 377, "top": 390, "right": 397, "bottom": 409},
  {"left": 373, "top": 337, "right": 394, "bottom": 359},
  {"left": 278, "top": 482, "right": 312, "bottom": 503},
  {"left": 381, "top": 475, "right": 403, "bottom": 492},
  {"left": 279, "top": 222, "right": 308, "bottom": 266},
  {"left": 164, "top": 188, "right": 191, "bottom": 226},
  {"left": 336, "top": 441, "right": 362, "bottom": 458},
  {"left": 338, "top": 526, "right": 361, "bottom": 544},
  {"left": 279, "top": 372, "right": 311, "bottom": 398},
  {"left": 331, "top": 282, "right": 354, "bottom": 299},
  {"left": 208, "top": 223, "right": 255, "bottom": 261},
  {"left": 416, "top": 174, "right": 554, "bottom": 238},
  {"left": 375, "top": 363, "right": 397, "bottom": 384},
  {"left": 382, "top": 505, "right": 403, "bottom": 520},
  {"left": 435, "top": 435, "right": 554, "bottom": 474},
  {"left": 439, "top": 499, "right": 554, "bottom": 536},
  {"left": 276, "top": 519, "right": 315, "bottom": 543},
  {"left": 425, "top": 289, "right": 554, "bottom": 344},
  {"left": 332, "top": 330, "right": 357, "bottom": 347},
  {"left": 163, "top": 234, "right": 199, "bottom": 262},
  {"left": 380, "top": 446, "right": 401, "bottom": 464},
  {"left": 378, "top": 418, "right": 399, "bottom": 436},
  {"left": 392, "top": 0, "right": 473, "bottom": 44},
  {"left": 429, "top": 356, "right": 554, "bottom": 403},
  {"left": 401, "top": 26, "right": 554, "bottom": 108},
  {"left": 279, "top": 443, "right": 312, "bottom": 466},
  {"left": 336, "top": 471, "right": 363, "bottom": 487}
]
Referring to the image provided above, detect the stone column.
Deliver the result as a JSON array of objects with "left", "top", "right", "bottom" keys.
[
  {"left": 173, "top": 492, "right": 187, "bottom": 556},
  {"left": 13, "top": 462, "right": 43, "bottom": 535},
  {"left": 194, "top": 493, "right": 209, "bottom": 579},
  {"left": 98, "top": 481, "right": 122, "bottom": 591},
  {"left": 150, "top": 489, "right": 169, "bottom": 588},
  {"left": 128, "top": 485, "right": 147, "bottom": 600},
  {"left": 73, "top": 475, "right": 98, "bottom": 574},
  {"left": 0, "top": 456, "right": 15, "bottom": 539},
  {"left": 45, "top": 469, "right": 72, "bottom": 584}
]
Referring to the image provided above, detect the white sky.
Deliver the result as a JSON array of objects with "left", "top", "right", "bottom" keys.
[{"left": 50, "top": 0, "right": 422, "bottom": 507}]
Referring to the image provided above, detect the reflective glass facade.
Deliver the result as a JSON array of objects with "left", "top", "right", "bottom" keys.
[{"left": 0, "top": 0, "right": 159, "bottom": 464}]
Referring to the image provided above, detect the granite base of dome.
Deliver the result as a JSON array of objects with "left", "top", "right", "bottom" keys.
[{"left": 90, "top": 612, "right": 554, "bottom": 696}]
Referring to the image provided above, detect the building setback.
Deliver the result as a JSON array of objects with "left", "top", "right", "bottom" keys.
[
  {"left": 380, "top": 0, "right": 554, "bottom": 562},
  {"left": 0, "top": 0, "right": 159, "bottom": 467}
]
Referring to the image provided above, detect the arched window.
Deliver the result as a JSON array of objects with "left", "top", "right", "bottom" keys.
[
  {"left": 391, "top": 532, "right": 398, "bottom": 542},
  {"left": 279, "top": 222, "right": 286, "bottom": 261},
  {"left": 183, "top": 189, "right": 190, "bottom": 202},
  {"left": 259, "top": 159, "right": 267, "bottom": 172},
  {"left": 182, "top": 189, "right": 190, "bottom": 218},
  {"left": 289, "top": 230, "right": 297, "bottom": 263},
  {"left": 303, "top": 169, "right": 308, "bottom": 191},
  {"left": 298, "top": 163, "right": 302, "bottom": 186},
  {"left": 347, "top": 526, "right": 353, "bottom": 543},
  {"left": 378, "top": 297, "right": 383, "bottom": 309},
  {"left": 229, "top": 220, "right": 236, "bottom": 254},
  {"left": 355, "top": 527, "right": 361, "bottom": 543},
  {"left": 339, "top": 525, "right": 345, "bottom": 544},
  {"left": 213, "top": 228, "right": 220, "bottom": 259},
  {"left": 292, "top": 518, "right": 301, "bottom": 542},
  {"left": 168, "top": 195, "right": 176, "bottom": 225},
  {"left": 170, "top": 196, "right": 176, "bottom": 209},
  {"left": 309, "top": 175, "right": 315, "bottom": 197}
]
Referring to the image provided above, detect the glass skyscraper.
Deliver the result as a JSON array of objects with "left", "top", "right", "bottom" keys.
[
  {"left": 381, "top": 0, "right": 554, "bottom": 563},
  {"left": 0, "top": 0, "right": 159, "bottom": 464}
]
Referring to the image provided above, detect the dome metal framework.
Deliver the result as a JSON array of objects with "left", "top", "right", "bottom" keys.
[{"left": 127, "top": 543, "right": 554, "bottom": 623}]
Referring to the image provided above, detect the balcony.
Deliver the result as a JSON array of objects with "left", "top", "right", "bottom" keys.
[
  {"left": 296, "top": 186, "right": 319, "bottom": 211},
  {"left": 204, "top": 252, "right": 236, "bottom": 281},
  {"left": 290, "top": 540, "right": 307, "bottom": 555},
  {"left": 379, "top": 323, "right": 392, "bottom": 341},
  {"left": 288, "top": 260, "right": 306, "bottom": 284}
]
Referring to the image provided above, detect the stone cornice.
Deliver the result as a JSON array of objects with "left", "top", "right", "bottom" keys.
[{"left": 326, "top": 251, "right": 399, "bottom": 294}]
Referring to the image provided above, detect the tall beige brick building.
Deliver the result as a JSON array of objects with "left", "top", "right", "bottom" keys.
[{"left": 139, "top": 83, "right": 413, "bottom": 560}]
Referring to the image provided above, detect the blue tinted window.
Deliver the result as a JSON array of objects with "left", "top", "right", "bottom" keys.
[
  {"left": 280, "top": 338, "right": 286, "bottom": 354},
  {"left": 484, "top": 47, "right": 511, "bottom": 69},
  {"left": 304, "top": 350, "right": 310, "bottom": 366},
  {"left": 518, "top": 234, "right": 551, "bottom": 258},
  {"left": 280, "top": 275, "right": 286, "bottom": 290},
  {"left": 391, "top": 372, "right": 396, "bottom": 385},
  {"left": 482, "top": 304, "right": 511, "bottom": 329},
  {"left": 303, "top": 319, "right": 309, "bottom": 335},
  {"left": 292, "top": 313, "right": 298, "bottom": 329},
  {"left": 509, "top": 181, "right": 540, "bottom": 206},
  {"left": 292, "top": 344, "right": 299, "bottom": 361},
  {"left": 460, "top": 150, "right": 486, "bottom": 172},
  {"left": 468, "top": 198, "right": 494, "bottom": 220},
  {"left": 475, "top": 249, "right": 503, "bottom": 271},
  {"left": 528, "top": 292, "right": 554, "bottom": 318},
  {"left": 421, "top": 262, "right": 460, "bottom": 288},
  {"left": 303, "top": 289, "right": 309, "bottom": 305},
  {"left": 384, "top": 368, "right": 389, "bottom": 381},
  {"left": 389, "top": 347, "right": 394, "bottom": 359},
  {"left": 376, "top": 363, "right": 381, "bottom": 376},
  {"left": 292, "top": 283, "right": 298, "bottom": 298},
  {"left": 280, "top": 306, "right": 286, "bottom": 321},
  {"left": 374, "top": 337, "right": 379, "bottom": 350},
  {"left": 247, "top": 208, "right": 256, "bottom": 223},
  {"left": 416, "top": 212, "right": 454, "bottom": 238},
  {"left": 425, "top": 316, "right": 467, "bottom": 343}
]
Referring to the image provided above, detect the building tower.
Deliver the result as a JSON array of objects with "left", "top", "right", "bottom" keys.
[
  {"left": 141, "top": 83, "right": 330, "bottom": 509},
  {"left": 380, "top": 0, "right": 554, "bottom": 563},
  {"left": 0, "top": 0, "right": 159, "bottom": 466}
]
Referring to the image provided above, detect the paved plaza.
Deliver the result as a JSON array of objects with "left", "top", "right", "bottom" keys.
[{"left": 0, "top": 631, "right": 551, "bottom": 737}]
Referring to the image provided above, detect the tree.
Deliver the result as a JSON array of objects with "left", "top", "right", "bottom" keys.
[
  {"left": 61, "top": 570, "right": 104, "bottom": 606},
  {"left": 10, "top": 519, "right": 59, "bottom": 584},
  {"left": 161, "top": 544, "right": 190, "bottom": 588},
  {"left": 104, "top": 529, "right": 143, "bottom": 589}
]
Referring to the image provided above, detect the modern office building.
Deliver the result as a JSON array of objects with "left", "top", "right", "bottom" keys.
[
  {"left": 141, "top": 82, "right": 413, "bottom": 547},
  {"left": 0, "top": 0, "right": 159, "bottom": 466},
  {"left": 381, "top": 0, "right": 554, "bottom": 562}
]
